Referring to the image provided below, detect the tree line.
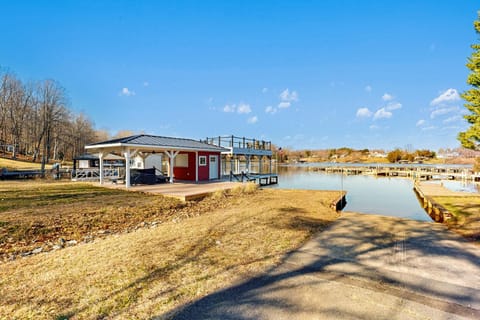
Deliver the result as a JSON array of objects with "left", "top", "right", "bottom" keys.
[
  {"left": 386, "top": 149, "right": 436, "bottom": 163},
  {"left": 0, "top": 68, "right": 97, "bottom": 169}
]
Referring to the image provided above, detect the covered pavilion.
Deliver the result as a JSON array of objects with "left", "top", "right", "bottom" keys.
[{"left": 84, "top": 134, "right": 228, "bottom": 188}]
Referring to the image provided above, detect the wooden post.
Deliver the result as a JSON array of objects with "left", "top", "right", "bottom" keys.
[
  {"left": 99, "top": 152, "right": 104, "bottom": 185},
  {"left": 165, "top": 150, "right": 180, "bottom": 183},
  {"left": 124, "top": 149, "right": 131, "bottom": 188}
]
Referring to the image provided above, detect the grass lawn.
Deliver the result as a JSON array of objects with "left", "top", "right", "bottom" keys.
[
  {"left": 432, "top": 196, "right": 480, "bottom": 242},
  {"left": 0, "top": 181, "right": 183, "bottom": 259},
  {"left": 0, "top": 157, "right": 52, "bottom": 170},
  {"left": 0, "top": 181, "right": 341, "bottom": 319}
]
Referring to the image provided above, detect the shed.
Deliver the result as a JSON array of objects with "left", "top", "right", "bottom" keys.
[
  {"left": 84, "top": 134, "right": 228, "bottom": 187},
  {"left": 72, "top": 153, "right": 125, "bottom": 181}
]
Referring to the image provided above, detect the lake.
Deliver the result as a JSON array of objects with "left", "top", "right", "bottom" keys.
[{"left": 273, "top": 166, "right": 432, "bottom": 221}]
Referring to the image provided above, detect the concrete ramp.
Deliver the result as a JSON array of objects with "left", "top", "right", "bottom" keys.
[{"left": 172, "top": 212, "right": 480, "bottom": 319}]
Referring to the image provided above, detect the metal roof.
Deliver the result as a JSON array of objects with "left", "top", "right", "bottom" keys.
[{"left": 86, "top": 134, "right": 228, "bottom": 152}]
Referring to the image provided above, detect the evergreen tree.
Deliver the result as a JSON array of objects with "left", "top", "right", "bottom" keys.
[{"left": 458, "top": 12, "right": 480, "bottom": 150}]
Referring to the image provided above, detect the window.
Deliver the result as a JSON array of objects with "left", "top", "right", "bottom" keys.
[
  {"left": 174, "top": 153, "right": 189, "bottom": 167},
  {"left": 199, "top": 156, "right": 207, "bottom": 166}
]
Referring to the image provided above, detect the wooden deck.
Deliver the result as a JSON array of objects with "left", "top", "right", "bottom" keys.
[{"left": 96, "top": 181, "right": 244, "bottom": 201}]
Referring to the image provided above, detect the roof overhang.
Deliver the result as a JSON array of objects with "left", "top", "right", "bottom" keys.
[{"left": 85, "top": 142, "right": 227, "bottom": 153}]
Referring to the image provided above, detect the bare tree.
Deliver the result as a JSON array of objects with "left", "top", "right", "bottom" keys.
[{"left": 0, "top": 67, "right": 98, "bottom": 165}]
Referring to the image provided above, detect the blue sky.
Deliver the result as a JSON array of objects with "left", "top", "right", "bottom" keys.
[{"left": 1, "top": 1, "right": 479, "bottom": 150}]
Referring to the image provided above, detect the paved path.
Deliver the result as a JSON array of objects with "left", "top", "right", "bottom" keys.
[
  {"left": 417, "top": 181, "right": 479, "bottom": 197},
  {"left": 172, "top": 212, "right": 480, "bottom": 319}
]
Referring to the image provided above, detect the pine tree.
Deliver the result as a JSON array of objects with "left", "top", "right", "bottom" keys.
[{"left": 458, "top": 12, "right": 480, "bottom": 150}]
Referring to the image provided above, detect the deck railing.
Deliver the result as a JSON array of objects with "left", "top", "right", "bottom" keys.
[
  {"left": 203, "top": 135, "right": 272, "bottom": 151},
  {"left": 71, "top": 168, "right": 125, "bottom": 181}
]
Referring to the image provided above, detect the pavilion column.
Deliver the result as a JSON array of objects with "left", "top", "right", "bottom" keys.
[
  {"left": 137, "top": 152, "right": 148, "bottom": 169},
  {"left": 99, "top": 152, "right": 105, "bottom": 185},
  {"left": 165, "top": 150, "right": 180, "bottom": 183},
  {"left": 124, "top": 149, "right": 131, "bottom": 188},
  {"left": 218, "top": 154, "right": 222, "bottom": 179}
]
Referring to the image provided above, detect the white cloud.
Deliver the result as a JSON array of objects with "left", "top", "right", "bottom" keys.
[
  {"left": 262, "top": 87, "right": 268, "bottom": 93},
  {"left": 223, "top": 104, "right": 236, "bottom": 113},
  {"left": 356, "top": 107, "right": 373, "bottom": 118},
  {"left": 416, "top": 119, "right": 426, "bottom": 127},
  {"left": 373, "top": 108, "right": 392, "bottom": 120},
  {"left": 247, "top": 116, "right": 258, "bottom": 124},
  {"left": 278, "top": 101, "right": 291, "bottom": 109},
  {"left": 280, "top": 89, "right": 298, "bottom": 102},
  {"left": 237, "top": 103, "right": 251, "bottom": 114},
  {"left": 430, "top": 106, "right": 459, "bottom": 118},
  {"left": 443, "top": 115, "right": 462, "bottom": 124},
  {"left": 120, "top": 87, "right": 135, "bottom": 96},
  {"left": 265, "top": 106, "right": 277, "bottom": 114},
  {"left": 143, "top": 81, "right": 149, "bottom": 87},
  {"left": 223, "top": 103, "right": 251, "bottom": 114},
  {"left": 369, "top": 125, "right": 379, "bottom": 130},
  {"left": 422, "top": 126, "right": 437, "bottom": 131},
  {"left": 430, "top": 88, "right": 460, "bottom": 106},
  {"left": 365, "top": 85, "right": 372, "bottom": 93},
  {"left": 382, "top": 93, "right": 393, "bottom": 101},
  {"left": 385, "top": 102, "right": 402, "bottom": 111}
]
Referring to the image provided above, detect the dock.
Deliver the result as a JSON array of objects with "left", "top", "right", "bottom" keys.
[
  {"left": 229, "top": 172, "right": 278, "bottom": 186},
  {"left": 309, "top": 164, "right": 479, "bottom": 181},
  {"left": 0, "top": 168, "right": 43, "bottom": 179},
  {"left": 413, "top": 181, "right": 478, "bottom": 222}
]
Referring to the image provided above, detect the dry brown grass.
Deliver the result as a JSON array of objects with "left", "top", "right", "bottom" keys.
[
  {"left": 0, "top": 182, "right": 340, "bottom": 319},
  {"left": 0, "top": 181, "right": 184, "bottom": 259},
  {"left": 432, "top": 196, "right": 480, "bottom": 242},
  {"left": 0, "top": 157, "right": 51, "bottom": 170}
]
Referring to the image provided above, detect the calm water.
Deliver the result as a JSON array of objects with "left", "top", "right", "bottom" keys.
[
  {"left": 273, "top": 166, "right": 432, "bottom": 221},
  {"left": 431, "top": 180, "right": 480, "bottom": 193}
]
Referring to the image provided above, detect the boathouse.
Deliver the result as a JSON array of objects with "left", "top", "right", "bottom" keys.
[
  {"left": 203, "top": 135, "right": 278, "bottom": 185},
  {"left": 84, "top": 134, "right": 228, "bottom": 187}
]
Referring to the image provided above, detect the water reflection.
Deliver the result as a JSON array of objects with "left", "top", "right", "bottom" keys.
[
  {"left": 273, "top": 166, "right": 431, "bottom": 221},
  {"left": 431, "top": 180, "right": 479, "bottom": 193}
]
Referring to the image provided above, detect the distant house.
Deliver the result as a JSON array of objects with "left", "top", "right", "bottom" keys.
[
  {"left": 369, "top": 151, "right": 387, "bottom": 158},
  {"left": 84, "top": 134, "right": 228, "bottom": 187}
]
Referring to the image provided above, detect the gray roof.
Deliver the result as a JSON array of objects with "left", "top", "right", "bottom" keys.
[{"left": 86, "top": 134, "right": 228, "bottom": 152}]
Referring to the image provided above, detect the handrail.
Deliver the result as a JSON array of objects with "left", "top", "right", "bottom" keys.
[{"left": 203, "top": 135, "right": 272, "bottom": 151}]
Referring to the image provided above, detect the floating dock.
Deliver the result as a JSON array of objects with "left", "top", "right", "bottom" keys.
[{"left": 309, "top": 164, "right": 479, "bottom": 181}]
